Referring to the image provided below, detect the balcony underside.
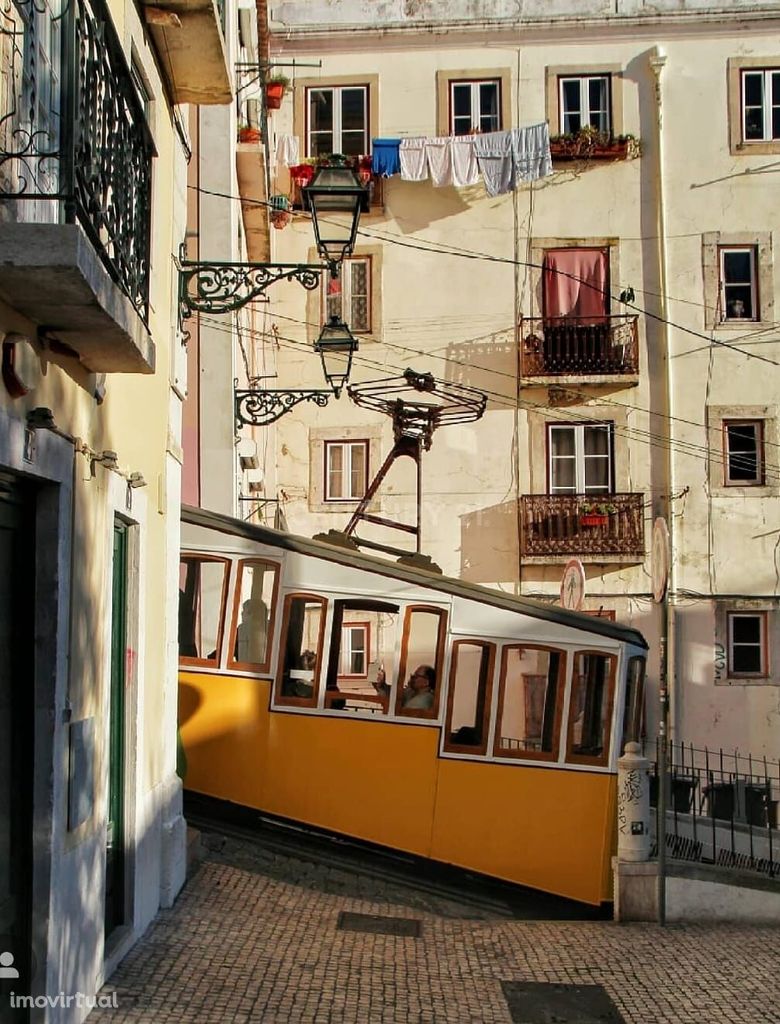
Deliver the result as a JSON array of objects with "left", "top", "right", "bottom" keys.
[
  {"left": 236, "top": 143, "right": 270, "bottom": 262},
  {"left": 143, "top": 0, "right": 232, "bottom": 105},
  {"left": 0, "top": 223, "right": 155, "bottom": 373}
]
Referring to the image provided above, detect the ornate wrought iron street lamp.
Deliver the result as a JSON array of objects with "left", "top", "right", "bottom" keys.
[
  {"left": 301, "top": 165, "right": 370, "bottom": 274},
  {"left": 314, "top": 316, "right": 359, "bottom": 397}
]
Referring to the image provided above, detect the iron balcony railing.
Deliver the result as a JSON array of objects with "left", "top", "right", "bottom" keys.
[
  {"left": 519, "top": 315, "right": 639, "bottom": 378},
  {"left": 651, "top": 741, "right": 779, "bottom": 878},
  {"left": 520, "top": 493, "right": 645, "bottom": 558},
  {"left": 0, "top": 0, "right": 154, "bottom": 321}
]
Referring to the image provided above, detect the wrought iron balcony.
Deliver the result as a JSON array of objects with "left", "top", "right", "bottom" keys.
[
  {"left": 0, "top": 0, "right": 153, "bottom": 332},
  {"left": 519, "top": 315, "right": 639, "bottom": 379},
  {"left": 520, "top": 493, "right": 645, "bottom": 559}
]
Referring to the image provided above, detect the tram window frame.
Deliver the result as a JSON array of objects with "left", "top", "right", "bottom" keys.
[
  {"left": 323, "top": 599, "right": 399, "bottom": 715},
  {"left": 225, "top": 558, "right": 280, "bottom": 675},
  {"left": 565, "top": 650, "right": 617, "bottom": 767},
  {"left": 395, "top": 605, "right": 448, "bottom": 720},
  {"left": 178, "top": 554, "right": 230, "bottom": 669},
  {"left": 443, "top": 640, "right": 496, "bottom": 755},
  {"left": 620, "top": 654, "right": 646, "bottom": 754},
  {"left": 275, "top": 593, "right": 327, "bottom": 708},
  {"left": 493, "top": 645, "right": 567, "bottom": 762}
]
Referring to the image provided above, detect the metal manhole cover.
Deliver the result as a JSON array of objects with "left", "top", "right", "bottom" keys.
[
  {"left": 337, "top": 912, "right": 421, "bottom": 937},
  {"left": 501, "top": 982, "right": 626, "bottom": 1024}
]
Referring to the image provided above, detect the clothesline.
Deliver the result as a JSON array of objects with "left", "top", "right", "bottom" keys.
[{"left": 275, "top": 123, "right": 552, "bottom": 198}]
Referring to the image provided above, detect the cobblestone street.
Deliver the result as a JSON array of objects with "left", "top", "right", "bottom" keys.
[{"left": 90, "top": 833, "right": 780, "bottom": 1024}]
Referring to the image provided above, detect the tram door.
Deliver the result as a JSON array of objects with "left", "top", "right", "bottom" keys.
[
  {"left": 0, "top": 473, "right": 35, "bottom": 1007},
  {"left": 105, "top": 521, "right": 128, "bottom": 937}
]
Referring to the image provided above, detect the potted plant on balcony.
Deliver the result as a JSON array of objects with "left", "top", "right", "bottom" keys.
[
  {"left": 269, "top": 194, "right": 291, "bottom": 230},
  {"left": 238, "top": 123, "right": 261, "bottom": 144},
  {"left": 579, "top": 501, "right": 618, "bottom": 527},
  {"left": 549, "top": 127, "right": 640, "bottom": 162},
  {"left": 265, "top": 74, "right": 290, "bottom": 111}
]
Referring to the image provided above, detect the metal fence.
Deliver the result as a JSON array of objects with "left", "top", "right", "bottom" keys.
[{"left": 650, "top": 741, "right": 779, "bottom": 877}]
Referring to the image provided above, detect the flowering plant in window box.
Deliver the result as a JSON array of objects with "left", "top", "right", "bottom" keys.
[
  {"left": 289, "top": 153, "right": 382, "bottom": 208},
  {"left": 549, "top": 128, "right": 640, "bottom": 161},
  {"left": 578, "top": 501, "right": 618, "bottom": 527},
  {"left": 238, "top": 124, "right": 262, "bottom": 144}
]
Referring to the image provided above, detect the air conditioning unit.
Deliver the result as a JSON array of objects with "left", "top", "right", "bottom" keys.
[
  {"left": 237, "top": 438, "right": 259, "bottom": 470},
  {"left": 246, "top": 468, "right": 264, "bottom": 493}
]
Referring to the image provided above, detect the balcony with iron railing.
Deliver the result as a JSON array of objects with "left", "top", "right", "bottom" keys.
[
  {"left": 520, "top": 493, "right": 645, "bottom": 560},
  {"left": 519, "top": 315, "right": 640, "bottom": 385},
  {"left": 0, "top": 0, "right": 155, "bottom": 371}
]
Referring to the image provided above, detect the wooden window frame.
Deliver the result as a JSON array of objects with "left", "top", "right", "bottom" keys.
[
  {"left": 322, "top": 256, "right": 372, "bottom": 334},
  {"left": 493, "top": 644, "right": 567, "bottom": 763},
  {"left": 443, "top": 640, "right": 496, "bottom": 756},
  {"left": 741, "top": 68, "right": 780, "bottom": 143},
  {"left": 723, "top": 419, "right": 764, "bottom": 486},
  {"left": 718, "top": 245, "right": 759, "bottom": 323},
  {"left": 565, "top": 650, "right": 617, "bottom": 768},
  {"left": 305, "top": 83, "right": 369, "bottom": 158},
  {"left": 546, "top": 421, "right": 615, "bottom": 495},
  {"left": 323, "top": 439, "right": 369, "bottom": 502},
  {"left": 727, "top": 611, "right": 769, "bottom": 678},
  {"left": 394, "top": 605, "right": 448, "bottom": 720},
  {"left": 448, "top": 77, "right": 501, "bottom": 135},
  {"left": 274, "top": 592, "right": 328, "bottom": 708},
  {"left": 225, "top": 558, "right": 280, "bottom": 675},
  {"left": 178, "top": 554, "right": 230, "bottom": 669},
  {"left": 338, "top": 621, "right": 370, "bottom": 679},
  {"left": 558, "top": 74, "right": 612, "bottom": 135}
]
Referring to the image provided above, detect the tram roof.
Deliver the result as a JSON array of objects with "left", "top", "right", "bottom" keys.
[{"left": 182, "top": 505, "right": 648, "bottom": 651}]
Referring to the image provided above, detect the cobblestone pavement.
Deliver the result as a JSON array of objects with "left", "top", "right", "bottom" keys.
[{"left": 91, "top": 834, "right": 780, "bottom": 1024}]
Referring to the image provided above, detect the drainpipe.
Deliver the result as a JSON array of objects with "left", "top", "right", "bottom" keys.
[{"left": 649, "top": 48, "right": 676, "bottom": 743}]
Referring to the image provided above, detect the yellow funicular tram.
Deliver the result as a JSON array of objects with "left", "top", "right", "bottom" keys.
[{"left": 178, "top": 505, "right": 647, "bottom": 906}]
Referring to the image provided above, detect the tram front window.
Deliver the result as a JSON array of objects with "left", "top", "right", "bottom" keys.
[
  {"left": 567, "top": 651, "right": 616, "bottom": 764},
  {"left": 178, "top": 556, "right": 228, "bottom": 665},
  {"left": 277, "top": 595, "right": 325, "bottom": 705},
  {"left": 494, "top": 646, "right": 564, "bottom": 760}
]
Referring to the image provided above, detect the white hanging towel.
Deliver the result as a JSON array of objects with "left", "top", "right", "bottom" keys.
[
  {"left": 512, "top": 122, "right": 552, "bottom": 182},
  {"left": 425, "top": 137, "right": 453, "bottom": 187},
  {"left": 275, "top": 134, "right": 300, "bottom": 167},
  {"left": 450, "top": 137, "right": 480, "bottom": 187},
  {"left": 399, "top": 137, "right": 429, "bottom": 181}
]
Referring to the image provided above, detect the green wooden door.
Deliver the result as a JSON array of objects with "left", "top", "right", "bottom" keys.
[{"left": 104, "top": 520, "right": 127, "bottom": 937}]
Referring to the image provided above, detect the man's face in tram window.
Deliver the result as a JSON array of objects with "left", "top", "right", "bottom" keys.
[{"left": 409, "top": 667, "right": 431, "bottom": 693}]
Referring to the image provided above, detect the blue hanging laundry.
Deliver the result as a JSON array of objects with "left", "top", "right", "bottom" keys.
[{"left": 371, "top": 138, "right": 401, "bottom": 177}]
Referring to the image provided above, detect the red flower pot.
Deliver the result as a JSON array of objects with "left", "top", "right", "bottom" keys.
[
  {"left": 265, "top": 82, "right": 285, "bottom": 110},
  {"left": 579, "top": 514, "right": 609, "bottom": 527}
]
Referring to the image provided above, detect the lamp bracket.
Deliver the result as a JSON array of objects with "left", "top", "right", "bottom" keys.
[
  {"left": 235, "top": 388, "right": 332, "bottom": 427},
  {"left": 179, "top": 258, "right": 324, "bottom": 318}
]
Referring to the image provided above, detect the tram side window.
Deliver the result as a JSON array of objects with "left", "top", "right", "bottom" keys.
[
  {"left": 444, "top": 642, "right": 495, "bottom": 754},
  {"left": 324, "top": 601, "right": 399, "bottom": 714},
  {"left": 494, "top": 646, "right": 564, "bottom": 760},
  {"left": 395, "top": 606, "right": 447, "bottom": 717},
  {"left": 276, "top": 595, "right": 326, "bottom": 706},
  {"left": 178, "top": 556, "right": 229, "bottom": 666},
  {"left": 227, "top": 560, "right": 279, "bottom": 673},
  {"left": 620, "top": 655, "right": 646, "bottom": 753},
  {"left": 567, "top": 651, "right": 617, "bottom": 765}
]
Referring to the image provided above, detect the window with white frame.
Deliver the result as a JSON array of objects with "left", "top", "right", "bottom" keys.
[
  {"left": 339, "top": 622, "right": 369, "bottom": 677},
  {"left": 559, "top": 75, "right": 611, "bottom": 135},
  {"left": 450, "top": 79, "right": 500, "bottom": 135},
  {"left": 325, "top": 440, "right": 368, "bottom": 501},
  {"left": 727, "top": 612, "right": 767, "bottom": 676},
  {"left": 324, "top": 258, "right": 370, "bottom": 332},
  {"left": 548, "top": 423, "right": 614, "bottom": 494},
  {"left": 307, "top": 85, "right": 368, "bottom": 157},
  {"left": 724, "top": 420, "right": 764, "bottom": 485},
  {"left": 719, "top": 246, "right": 758, "bottom": 321},
  {"left": 741, "top": 69, "right": 780, "bottom": 142}
]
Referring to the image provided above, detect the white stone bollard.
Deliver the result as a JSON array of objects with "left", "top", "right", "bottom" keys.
[{"left": 617, "top": 741, "right": 652, "bottom": 862}]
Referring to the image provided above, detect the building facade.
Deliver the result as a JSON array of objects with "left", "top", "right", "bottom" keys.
[
  {"left": 0, "top": 0, "right": 230, "bottom": 1017},
  {"left": 246, "top": 0, "right": 780, "bottom": 757}
]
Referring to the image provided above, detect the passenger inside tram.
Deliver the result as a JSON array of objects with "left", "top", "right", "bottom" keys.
[{"left": 400, "top": 665, "right": 436, "bottom": 709}]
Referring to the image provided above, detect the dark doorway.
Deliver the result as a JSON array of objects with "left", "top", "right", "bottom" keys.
[
  {"left": 0, "top": 472, "right": 36, "bottom": 1016},
  {"left": 104, "top": 520, "right": 128, "bottom": 938}
]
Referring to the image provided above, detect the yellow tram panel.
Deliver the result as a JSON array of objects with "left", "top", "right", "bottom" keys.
[
  {"left": 263, "top": 715, "right": 440, "bottom": 856},
  {"left": 179, "top": 671, "right": 271, "bottom": 809},
  {"left": 431, "top": 759, "right": 616, "bottom": 905}
]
